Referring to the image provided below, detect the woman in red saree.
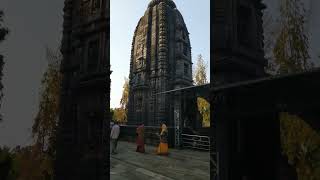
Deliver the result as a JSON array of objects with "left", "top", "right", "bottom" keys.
[
  {"left": 136, "top": 123, "right": 145, "bottom": 153},
  {"left": 156, "top": 123, "right": 169, "bottom": 155}
]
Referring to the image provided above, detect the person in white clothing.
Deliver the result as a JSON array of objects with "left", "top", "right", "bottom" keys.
[{"left": 110, "top": 121, "right": 120, "bottom": 154}]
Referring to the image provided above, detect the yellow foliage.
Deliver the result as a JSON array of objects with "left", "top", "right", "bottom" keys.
[
  {"left": 197, "top": 97, "right": 210, "bottom": 127},
  {"left": 33, "top": 46, "right": 62, "bottom": 154},
  {"left": 280, "top": 112, "right": 320, "bottom": 180},
  {"left": 120, "top": 77, "right": 129, "bottom": 110},
  {"left": 272, "top": 0, "right": 312, "bottom": 74},
  {"left": 112, "top": 108, "right": 127, "bottom": 123},
  {"left": 13, "top": 144, "right": 53, "bottom": 180}
]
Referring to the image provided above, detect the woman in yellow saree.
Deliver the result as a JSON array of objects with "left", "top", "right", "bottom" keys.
[{"left": 156, "top": 123, "right": 169, "bottom": 155}]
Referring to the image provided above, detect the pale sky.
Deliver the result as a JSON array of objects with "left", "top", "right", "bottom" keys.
[
  {"left": 110, "top": 0, "right": 211, "bottom": 108},
  {"left": 0, "top": 0, "right": 63, "bottom": 148}
]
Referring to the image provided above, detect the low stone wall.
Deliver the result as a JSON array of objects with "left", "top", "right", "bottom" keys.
[{"left": 118, "top": 125, "right": 176, "bottom": 148}]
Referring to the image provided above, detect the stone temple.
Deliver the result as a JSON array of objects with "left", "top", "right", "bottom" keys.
[{"left": 127, "top": 0, "right": 193, "bottom": 126}]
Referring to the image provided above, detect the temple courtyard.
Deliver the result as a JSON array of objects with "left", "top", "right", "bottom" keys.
[{"left": 110, "top": 141, "right": 210, "bottom": 180}]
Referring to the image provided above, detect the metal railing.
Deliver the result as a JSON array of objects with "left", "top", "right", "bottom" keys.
[{"left": 181, "top": 133, "right": 210, "bottom": 151}]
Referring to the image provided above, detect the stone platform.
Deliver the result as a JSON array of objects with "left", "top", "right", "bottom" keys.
[{"left": 110, "top": 141, "right": 210, "bottom": 180}]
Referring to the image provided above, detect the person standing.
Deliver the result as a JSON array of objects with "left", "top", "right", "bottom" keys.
[
  {"left": 110, "top": 121, "right": 120, "bottom": 154},
  {"left": 136, "top": 123, "right": 145, "bottom": 153},
  {"left": 156, "top": 123, "right": 169, "bottom": 155}
]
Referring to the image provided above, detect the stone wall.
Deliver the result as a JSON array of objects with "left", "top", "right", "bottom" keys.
[{"left": 55, "top": 0, "right": 110, "bottom": 179}]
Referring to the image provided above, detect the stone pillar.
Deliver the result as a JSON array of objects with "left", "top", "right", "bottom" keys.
[
  {"left": 214, "top": 92, "right": 231, "bottom": 180},
  {"left": 173, "top": 91, "right": 182, "bottom": 148},
  {"left": 214, "top": 91, "right": 281, "bottom": 180}
]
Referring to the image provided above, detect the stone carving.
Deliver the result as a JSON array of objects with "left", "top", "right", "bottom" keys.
[
  {"left": 213, "top": 0, "right": 267, "bottom": 84},
  {"left": 55, "top": 0, "right": 109, "bottom": 179},
  {"left": 127, "top": 0, "right": 193, "bottom": 126}
]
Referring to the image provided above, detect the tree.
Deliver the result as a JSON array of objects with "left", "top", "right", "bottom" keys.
[
  {"left": 112, "top": 108, "right": 126, "bottom": 123},
  {"left": 30, "top": 45, "right": 62, "bottom": 179},
  {"left": 272, "top": 0, "right": 312, "bottom": 74},
  {"left": 263, "top": 9, "right": 280, "bottom": 74},
  {"left": 280, "top": 113, "right": 320, "bottom": 180},
  {"left": 12, "top": 145, "right": 53, "bottom": 180},
  {"left": 193, "top": 54, "right": 208, "bottom": 85},
  {"left": 0, "top": 146, "right": 18, "bottom": 180},
  {"left": 193, "top": 54, "right": 210, "bottom": 127},
  {"left": 271, "top": 1, "right": 320, "bottom": 178},
  {"left": 117, "top": 77, "right": 129, "bottom": 123},
  {"left": 197, "top": 97, "right": 210, "bottom": 127},
  {"left": 120, "top": 77, "right": 129, "bottom": 110},
  {"left": 32, "top": 46, "right": 61, "bottom": 154},
  {"left": 0, "top": 10, "right": 9, "bottom": 122}
]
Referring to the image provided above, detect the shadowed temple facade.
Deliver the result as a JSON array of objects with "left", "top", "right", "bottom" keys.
[
  {"left": 127, "top": 0, "right": 193, "bottom": 126},
  {"left": 213, "top": 0, "right": 267, "bottom": 84},
  {"left": 55, "top": 0, "right": 109, "bottom": 179}
]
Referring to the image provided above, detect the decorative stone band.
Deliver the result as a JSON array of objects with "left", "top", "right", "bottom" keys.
[
  {"left": 129, "top": 19, "right": 140, "bottom": 82},
  {"left": 158, "top": 2, "right": 168, "bottom": 75},
  {"left": 148, "top": 0, "right": 176, "bottom": 9}
]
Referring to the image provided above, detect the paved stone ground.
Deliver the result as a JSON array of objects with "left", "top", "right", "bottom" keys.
[{"left": 110, "top": 141, "right": 210, "bottom": 180}]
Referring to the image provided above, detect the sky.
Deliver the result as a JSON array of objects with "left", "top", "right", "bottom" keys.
[
  {"left": 0, "top": 0, "right": 64, "bottom": 148},
  {"left": 110, "top": 0, "right": 211, "bottom": 108}
]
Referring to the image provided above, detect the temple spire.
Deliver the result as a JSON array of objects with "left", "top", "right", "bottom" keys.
[
  {"left": 128, "top": 0, "right": 192, "bottom": 125},
  {"left": 148, "top": 0, "right": 176, "bottom": 8}
]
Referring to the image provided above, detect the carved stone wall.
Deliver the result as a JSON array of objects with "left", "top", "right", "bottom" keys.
[
  {"left": 127, "top": 0, "right": 193, "bottom": 126},
  {"left": 213, "top": 0, "right": 268, "bottom": 85},
  {"left": 55, "top": 0, "right": 110, "bottom": 179}
]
